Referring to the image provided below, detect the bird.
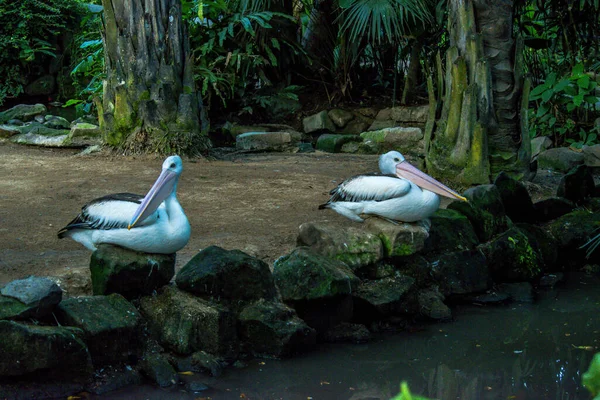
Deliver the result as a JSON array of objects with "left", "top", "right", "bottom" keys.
[
  {"left": 319, "top": 151, "right": 467, "bottom": 223},
  {"left": 58, "top": 155, "right": 191, "bottom": 254}
]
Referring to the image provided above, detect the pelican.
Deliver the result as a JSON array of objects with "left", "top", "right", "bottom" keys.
[
  {"left": 319, "top": 151, "right": 467, "bottom": 223},
  {"left": 58, "top": 155, "right": 191, "bottom": 254}
]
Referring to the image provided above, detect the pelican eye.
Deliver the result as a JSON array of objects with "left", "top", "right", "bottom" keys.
[
  {"left": 394, "top": 157, "right": 400, "bottom": 162},
  {"left": 170, "top": 163, "right": 176, "bottom": 168}
]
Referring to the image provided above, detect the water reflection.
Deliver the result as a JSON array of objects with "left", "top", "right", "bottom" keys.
[{"left": 105, "top": 273, "right": 599, "bottom": 400}]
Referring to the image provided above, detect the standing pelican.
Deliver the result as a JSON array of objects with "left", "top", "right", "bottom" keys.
[
  {"left": 320, "top": 151, "right": 467, "bottom": 222},
  {"left": 58, "top": 155, "right": 191, "bottom": 254}
]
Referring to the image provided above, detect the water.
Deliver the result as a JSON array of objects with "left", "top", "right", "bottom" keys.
[{"left": 103, "top": 272, "right": 600, "bottom": 400}]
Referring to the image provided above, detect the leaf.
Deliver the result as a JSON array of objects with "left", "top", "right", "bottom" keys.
[
  {"left": 80, "top": 39, "right": 102, "bottom": 49},
  {"left": 536, "top": 103, "right": 549, "bottom": 118},
  {"left": 271, "top": 38, "right": 280, "bottom": 50},
  {"left": 554, "top": 79, "right": 570, "bottom": 92},
  {"left": 585, "top": 95, "right": 599, "bottom": 104},
  {"left": 567, "top": 102, "right": 577, "bottom": 112},
  {"left": 530, "top": 83, "right": 549, "bottom": 99},
  {"left": 587, "top": 133, "right": 598, "bottom": 145},
  {"left": 573, "top": 92, "right": 584, "bottom": 107},
  {"left": 546, "top": 72, "right": 557, "bottom": 87},
  {"left": 549, "top": 116, "right": 557, "bottom": 127},
  {"left": 541, "top": 88, "right": 554, "bottom": 103},
  {"left": 577, "top": 75, "right": 590, "bottom": 89},
  {"left": 572, "top": 63, "right": 585, "bottom": 79}
]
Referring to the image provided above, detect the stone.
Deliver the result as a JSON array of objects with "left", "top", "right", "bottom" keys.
[
  {"left": 90, "top": 244, "right": 176, "bottom": 299},
  {"left": 273, "top": 247, "right": 359, "bottom": 301},
  {"left": 176, "top": 246, "right": 278, "bottom": 303},
  {"left": 423, "top": 209, "right": 479, "bottom": 256},
  {"left": 328, "top": 109, "right": 354, "bottom": 128},
  {"left": 545, "top": 210, "right": 600, "bottom": 265},
  {"left": 87, "top": 365, "right": 142, "bottom": 395},
  {"left": 447, "top": 200, "right": 498, "bottom": 243},
  {"left": 0, "top": 276, "right": 62, "bottom": 319},
  {"left": 339, "top": 119, "right": 370, "bottom": 135},
  {"left": 352, "top": 275, "right": 416, "bottom": 321},
  {"left": 11, "top": 132, "right": 68, "bottom": 147},
  {"left": 315, "top": 133, "right": 362, "bottom": 153},
  {"left": 389, "top": 105, "right": 429, "bottom": 123},
  {"left": 24, "top": 74, "right": 55, "bottom": 96},
  {"left": 56, "top": 293, "right": 143, "bottom": 365},
  {"left": 297, "top": 142, "right": 315, "bottom": 153},
  {"left": 364, "top": 218, "right": 429, "bottom": 257},
  {"left": 70, "top": 115, "right": 99, "bottom": 127},
  {"left": 367, "top": 120, "right": 397, "bottom": 131},
  {"left": 467, "top": 291, "right": 511, "bottom": 304},
  {"left": 0, "top": 103, "right": 47, "bottom": 123},
  {"left": 538, "top": 272, "right": 564, "bottom": 288},
  {"left": 417, "top": 286, "right": 452, "bottom": 320},
  {"left": 49, "top": 267, "right": 92, "bottom": 297},
  {"left": 0, "top": 321, "right": 92, "bottom": 379},
  {"left": 531, "top": 136, "right": 553, "bottom": 160},
  {"left": 238, "top": 299, "right": 317, "bottom": 358},
  {"left": 297, "top": 221, "right": 384, "bottom": 271},
  {"left": 16, "top": 121, "right": 69, "bottom": 136},
  {"left": 494, "top": 172, "right": 537, "bottom": 223},
  {"left": 303, "top": 110, "right": 336, "bottom": 133},
  {"left": 140, "top": 353, "right": 179, "bottom": 388},
  {"left": 322, "top": 322, "right": 371, "bottom": 343},
  {"left": 557, "top": 164, "right": 595, "bottom": 203},
  {"left": 360, "top": 127, "right": 424, "bottom": 155},
  {"left": 583, "top": 144, "right": 600, "bottom": 167},
  {"left": 428, "top": 250, "right": 490, "bottom": 295},
  {"left": 44, "top": 115, "right": 70, "bottom": 129},
  {"left": 0, "top": 296, "right": 30, "bottom": 320},
  {"left": 462, "top": 184, "right": 511, "bottom": 235},
  {"left": 517, "top": 223, "right": 559, "bottom": 271},
  {"left": 6, "top": 119, "right": 23, "bottom": 126},
  {"left": 538, "top": 148, "right": 584, "bottom": 172},
  {"left": 478, "top": 227, "right": 544, "bottom": 282},
  {"left": 497, "top": 282, "right": 534, "bottom": 303},
  {"left": 65, "top": 122, "right": 103, "bottom": 147},
  {"left": 189, "top": 351, "right": 225, "bottom": 376},
  {"left": 139, "top": 286, "right": 237, "bottom": 356},
  {"left": 356, "top": 107, "right": 378, "bottom": 118},
  {"left": 235, "top": 131, "right": 297, "bottom": 151},
  {"left": 0, "top": 124, "right": 20, "bottom": 138},
  {"left": 534, "top": 197, "right": 575, "bottom": 223}
]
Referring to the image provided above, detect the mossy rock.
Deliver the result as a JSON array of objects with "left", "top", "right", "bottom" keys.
[
  {"left": 140, "top": 353, "right": 179, "bottom": 388},
  {"left": 428, "top": 249, "right": 490, "bottom": 296},
  {"left": 0, "top": 104, "right": 46, "bottom": 124},
  {"left": 516, "top": 223, "right": 559, "bottom": 271},
  {"left": 544, "top": 210, "right": 600, "bottom": 266},
  {"left": 315, "top": 134, "right": 362, "bottom": 153},
  {"left": 423, "top": 209, "right": 479, "bottom": 256},
  {"left": 364, "top": 218, "right": 429, "bottom": 258},
  {"left": 534, "top": 197, "right": 575, "bottom": 223},
  {"left": 494, "top": 171, "right": 536, "bottom": 223},
  {"left": 557, "top": 164, "right": 595, "bottom": 204},
  {"left": 352, "top": 275, "right": 416, "bottom": 321},
  {"left": 447, "top": 200, "right": 498, "bottom": 243}
]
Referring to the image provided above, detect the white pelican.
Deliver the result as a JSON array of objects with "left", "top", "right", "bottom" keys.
[
  {"left": 58, "top": 155, "right": 191, "bottom": 254},
  {"left": 320, "top": 151, "right": 467, "bottom": 222}
]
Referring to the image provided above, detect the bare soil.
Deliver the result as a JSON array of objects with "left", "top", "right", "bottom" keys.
[{"left": 0, "top": 141, "right": 563, "bottom": 294}]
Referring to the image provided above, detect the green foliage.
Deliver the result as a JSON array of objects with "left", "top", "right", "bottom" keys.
[
  {"left": 529, "top": 63, "right": 600, "bottom": 149},
  {"left": 583, "top": 353, "right": 600, "bottom": 399},
  {"left": 389, "top": 382, "right": 433, "bottom": 400},
  {"left": 0, "top": 0, "right": 85, "bottom": 105}
]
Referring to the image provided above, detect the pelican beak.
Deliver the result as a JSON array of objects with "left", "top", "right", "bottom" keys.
[
  {"left": 128, "top": 169, "right": 178, "bottom": 229},
  {"left": 396, "top": 161, "right": 467, "bottom": 202}
]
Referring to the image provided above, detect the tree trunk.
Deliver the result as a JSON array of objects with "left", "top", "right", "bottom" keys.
[
  {"left": 99, "top": 0, "right": 210, "bottom": 155},
  {"left": 425, "top": 0, "right": 532, "bottom": 184}
]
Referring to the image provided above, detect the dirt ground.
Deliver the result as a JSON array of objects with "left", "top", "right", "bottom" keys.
[{"left": 0, "top": 141, "right": 564, "bottom": 294}]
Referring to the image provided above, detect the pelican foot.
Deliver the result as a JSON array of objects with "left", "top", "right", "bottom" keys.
[{"left": 377, "top": 216, "right": 400, "bottom": 225}]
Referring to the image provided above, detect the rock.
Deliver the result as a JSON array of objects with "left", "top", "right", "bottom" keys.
[
  {"left": 0, "top": 276, "right": 62, "bottom": 319},
  {"left": 87, "top": 365, "right": 142, "bottom": 395},
  {"left": 583, "top": 144, "right": 600, "bottom": 167},
  {"left": 0, "top": 103, "right": 47, "bottom": 123},
  {"left": 77, "top": 144, "right": 102, "bottom": 156},
  {"left": 367, "top": 120, "right": 397, "bottom": 131},
  {"left": 65, "top": 122, "right": 103, "bottom": 147},
  {"left": 339, "top": 119, "right": 370, "bottom": 135},
  {"left": 467, "top": 291, "right": 511, "bottom": 304},
  {"left": 461, "top": 184, "right": 511, "bottom": 236},
  {"left": 538, "top": 272, "right": 564, "bottom": 288},
  {"left": 315, "top": 133, "right": 362, "bottom": 153},
  {"left": 24, "top": 74, "right": 55, "bottom": 96},
  {"left": 417, "top": 286, "right": 452, "bottom": 320},
  {"left": 0, "top": 124, "right": 20, "bottom": 138},
  {"left": 297, "top": 221, "right": 383, "bottom": 271},
  {"left": 478, "top": 227, "right": 543, "bottom": 282},
  {"left": 340, "top": 141, "right": 361, "bottom": 153},
  {"left": 557, "top": 165, "right": 595, "bottom": 203},
  {"left": 297, "top": 142, "right": 315, "bottom": 153},
  {"left": 188, "top": 382, "right": 210, "bottom": 392},
  {"left": 0, "top": 321, "right": 92, "bottom": 379},
  {"left": 328, "top": 109, "right": 354, "bottom": 128},
  {"left": 235, "top": 131, "right": 297, "bottom": 152},
  {"left": 352, "top": 275, "right": 415, "bottom": 321},
  {"left": 534, "top": 197, "right": 575, "bottom": 223},
  {"left": 322, "top": 322, "right": 371, "bottom": 343},
  {"left": 140, "top": 353, "right": 179, "bottom": 388},
  {"left": 44, "top": 115, "right": 70, "bottom": 129},
  {"left": 531, "top": 136, "right": 553, "bottom": 160},
  {"left": 517, "top": 223, "right": 558, "bottom": 271},
  {"left": 423, "top": 209, "right": 479, "bottom": 256},
  {"left": 238, "top": 299, "right": 317, "bottom": 358},
  {"left": 11, "top": 131, "right": 68, "bottom": 147},
  {"left": 538, "top": 148, "right": 584, "bottom": 172},
  {"left": 545, "top": 210, "right": 600, "bottom": 265},
  {"left": 364, "top": 218, "right": 429, "bottom": 257},
  {"left": 90, "top": 244, "right": 175, "bottom": 299},
  {"left": 7, "top": 119, "right": 23, "bottom": 126},
  {"left": 389, "top": 105, "right": 429, "bottom": 124},
  {"left": 497, "top": 282, "right": 534, "bottom": 303},
  {"left": 273, "top": 247, "right": 358, "bottom": 301},
  {"left": 34, "top": 114, "right": 46, "bottom": 123},
  {"left": 189, "top": 351, "right": 225, "bottom": 376},
  {"left": 0, "top": 296, "right": 31, "bottom": 320},
  {"left": 176, "top": 246, "right": 278, "bottom": 303},
  {"left": 494, "top": 172, "right": 537, "bottom": 223},
  {"left": 139, "top": 286, "right": 237, "bottom": 356},
  {"left": 56, "top": 293, "right": 143, "bottom": 365},
  {"left": 428, "top": 250, "right": 490, "bottom": 295},
  {"left": 359, "top": 127, "right": 424, "bottom": 155},
  {"left": 447, "top": 200, "right": 498, "bottom": 243},
  {"left": 303, "top": 110, "right": 336, "bottom": 133},
  {"left": 70, "top": 115, "right": 99, "bottom": 127}
]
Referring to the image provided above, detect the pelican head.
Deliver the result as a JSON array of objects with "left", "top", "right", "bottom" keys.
[
  {"left": 128, "top": 155, "right": 183, "bottom": 229},
  {"left": 379, "top": 151, "right": 467, "bottom": 202}
]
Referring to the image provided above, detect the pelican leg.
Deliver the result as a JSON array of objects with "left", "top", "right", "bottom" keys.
[
  {"left": 376, "top": 216, "right": 400, "bottom": 225},
  {"left": 419, "top": 218, "right": 432, "bottom": 231}
]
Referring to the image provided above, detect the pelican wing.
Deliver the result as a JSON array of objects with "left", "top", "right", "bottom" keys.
[
  {"left": 58, "top": 193, "right": 150, "bottom": 237},
  {"left": 325, "top": 174, "right": 412, "bottom": 204}
]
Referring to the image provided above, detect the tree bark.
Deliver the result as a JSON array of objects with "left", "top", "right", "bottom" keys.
[
  {"left": 426, "top": 0, "right": 532, "bottom": 184},
  {"left": 99, "top": 0, "right": 210, "bottom": 155}
]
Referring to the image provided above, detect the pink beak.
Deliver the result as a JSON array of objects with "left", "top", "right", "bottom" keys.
[
  {"left": 396, "top": 161, "right": 467, "bottom": 202},
  {"left": 128, "top": 169, "right": 178, "bottom": 229}
]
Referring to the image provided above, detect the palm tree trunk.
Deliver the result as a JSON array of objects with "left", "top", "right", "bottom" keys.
[{"left": 99, "top": 0, "right": 210, "bottom": 154}]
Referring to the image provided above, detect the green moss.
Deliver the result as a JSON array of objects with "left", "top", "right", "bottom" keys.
[
  {"left": 507, "top": 234, "right": 541, "bottom": 278},
  {"left": 360, "top": 130, "right": 387, "bottom": 143}
]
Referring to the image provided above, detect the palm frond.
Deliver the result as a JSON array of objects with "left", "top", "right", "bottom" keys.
[{"left": 581, "top": 228, "right": 600, "bottom": 259}]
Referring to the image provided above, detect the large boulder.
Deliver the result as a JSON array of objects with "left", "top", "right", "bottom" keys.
[
  {"left": 315, "top": 134, "right": 362, "bottom": 153},
  {"left": 428, "top": 250, "right": 490, "bottom": 295},
  {"left": 56, "top": 293, "right": 143, "bottom": 365},
  {"left": 534, "top": 197, "right": 575, "bottom": 223},
  {"left": 0, "top": 321, "right": 92, "bottom": 379},
  {"left": 328, "top": 109, "right": 354, "bottom": 128},
  {"left": 352, "top": 275, "right": 416, "bottom": 322},
  {"left": 140, "top": 353, "right": 179, "bottom": 388},
  {"left": 238, "top": 299, "right": 317, "bottom": 358},
  {"left": 140, "top": 286, "right": 238, "bottom": 356},
  {"left": 44, "top": 115, "right": 71, "bottom": 129},
  {"left": 235, "top": 131, "right": 299, "bottom": 152},
  {"left": 0, "top": 276, "right": 62, "bottom": 320},
  {"left": 423, "top": 209, "right": 479, "bottom": 256},
  {"left": 447, "top": 200, "right": 499, "bottom": 243},
  {"left": 460, "top": 184, "right": 512, "bottom": 236},
  {"left": 531, "top": 136, "right": 553, "bottom": 160},
  {"left": 303, "top": 110, "right": 336, "bottom": 133},
  {"left": 359, "top": 127, "right": 424, "bottom": 156},
  {"left": 176, "top": 246, "right": 278, "bottom": 303},
  {"left": 494, "top": 172, "right": 536, "bottom": 223},
  {"left": 90, "top": 244, "right": 175, "bottom": 298},
  {"left": 0, "top": 103, "right": 47, "bottom": 123},
  {"left": 544, "top": 210, "right": 600, "bottom": 266},
  {"left": 0, "top": 124, "right": 20, "bottom": 138},
  {"left": 583, "top": 144, "right": 600, "bottom": 167},
  {"left": 364, "top": 218, "right": 429, "bottom": 258},
  {"left": 556, "top": 165, "right": 595, "bottom": 204},
  {"left": 10, "top": 121, "right": 69, "bottom": 146},
  {"left": 538, "top": 147, "right": 584, "bottom": 172},
  {"left": 65, "top": 122, "right": 103, "bottom": 147}
]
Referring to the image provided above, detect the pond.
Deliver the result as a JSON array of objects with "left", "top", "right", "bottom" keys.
[{"left": 103, "top": 272, "right": 599, "bottom": 400}]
